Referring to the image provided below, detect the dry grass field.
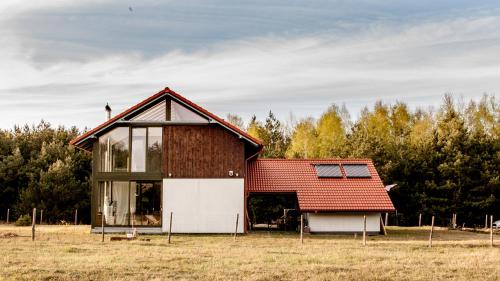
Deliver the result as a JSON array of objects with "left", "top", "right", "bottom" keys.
[{"left": 0, "top": 225, "right": 498, "bottom": 281}]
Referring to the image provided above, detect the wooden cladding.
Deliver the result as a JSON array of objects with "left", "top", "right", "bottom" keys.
[{"left": 163, "top": 125, "right": 245, "bottom": 178}]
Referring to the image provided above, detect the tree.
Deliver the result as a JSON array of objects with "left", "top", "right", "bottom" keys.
[
  {"left": 247, "top": 112, "right": 290, "bottom": 158},
  {"left": 286, "top": 118, "right": 318, "bottom": 158},
  {"left": 226, "top": 113, "right": 245, "bottom": 130},
  {"left": 316, "top": 104, "right": 348, "bottom": 158}
]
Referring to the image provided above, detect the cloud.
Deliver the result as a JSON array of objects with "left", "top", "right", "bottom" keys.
[{"left": 0, "top": 1, "right": 499, "bottom": 129}]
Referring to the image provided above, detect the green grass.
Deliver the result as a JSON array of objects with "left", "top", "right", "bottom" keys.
[{"left": 0, "top": 225, "right": 498, "bottom": 281}]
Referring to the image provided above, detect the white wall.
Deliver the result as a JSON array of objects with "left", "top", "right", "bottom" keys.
[
  {"left": 307, "top": 213, "right": 381, "bottom": 233},
  {"left": 162, "top": 178, "right": 244, "bottom": 233}
]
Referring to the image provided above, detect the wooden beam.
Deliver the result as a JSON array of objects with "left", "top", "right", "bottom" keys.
[
  {"left": 234, "top": 213, "right": 239, "bottom": 241},
  {"left": 491, "top": 215, "right": 494, "bottom": 248},
  {"left": 168, "top": 212, "right": 173, "bottom": 244},
  {"left": 380, "top": 216, "right": 387, "bottom": 236},
  {"left": 428, "top": 216, "right": 435, "bottom": 248},
  {"left": 31, "top": 208, "right": 36, "bottom": 241},
  {"left": 300, "top": 214, "right": 304, "bottom": 244}
]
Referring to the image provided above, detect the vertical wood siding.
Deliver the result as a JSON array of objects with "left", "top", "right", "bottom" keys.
[{"left": 163, "top": 125, "right": 245, "bottom": 178}]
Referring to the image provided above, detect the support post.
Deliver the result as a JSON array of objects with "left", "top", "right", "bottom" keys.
[
  {"left": 485, "top": 214, "right": 488, "bottom": 229},
  {"left": 234, "top": 213, "right": 239, "bottom": 241},
  {"left": 167, "top": 212, "right": 173, "bottom": 244},
  {"left": 31, "top": 208, "right": 36, "bottom": 241},
  {"left": 491, "top": 215, "right": 494, "bottom": 248},
  {"left": 380, "top": 216, "right": 387, "bottom": 236},
  {"left": 428, "top": 215, "right": 435, "bottom": 248},
  {"left": 385, "top": 213, "right": 389, "bottom": 226},
  {"left": 40, "top": 210, "right": 43, "bottom": 225},
  {"left": 6, "top": 209, "right": 9, "bottom": 224},
  {"left": 363, "top": 214, "right": 367, "bottom": 246},
  {"left": 454, "top": 213, "right": 457, "bottom": 229},
  {"left": 74, "top": 209, "right": 78, "bottom": 225},
  {"left": 300, "top": 214, "right": 304, "bottom": 244},
  {"left": 418, "top": 213, "right": 422, "bottom": 227}
]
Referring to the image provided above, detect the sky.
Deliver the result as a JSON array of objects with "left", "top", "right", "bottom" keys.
[{"left": 1, "top": 0, "right": 499, "bottom": 130}]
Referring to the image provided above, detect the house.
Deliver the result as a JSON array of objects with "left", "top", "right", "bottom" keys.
[{"left": 70, "top": 87, "right": 394, "bottom": 234}]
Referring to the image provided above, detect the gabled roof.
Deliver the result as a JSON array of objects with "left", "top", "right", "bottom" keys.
[
  {"left": 70, "top": 87, "right": 263, "bottom": 150},
  {"left": 247, "top": 159, "right": 395, "bottom": 212}
]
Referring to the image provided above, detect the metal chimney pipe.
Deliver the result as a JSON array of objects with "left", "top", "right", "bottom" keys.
[{"left": 105, "top": 103, "right": 112, "bottom": 120}]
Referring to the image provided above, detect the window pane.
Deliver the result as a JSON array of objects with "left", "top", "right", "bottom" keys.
[
  {"left": 131, "top": 128, "right": 147, "bottom": 172},
  {"left": 171, "top": 100, "right": 208, "bottom": 122},
  {"left": 100, "top": 181, "right": 130, "bottom": 226},
  {"left": 147, "top": 127, "right": 162, "bottom": 172},
  {"left": 99, "top": 127, "right": 129, "bottom": 172},
  {"left": 131, "top": 182, "right": 162, "bottom": 226}
]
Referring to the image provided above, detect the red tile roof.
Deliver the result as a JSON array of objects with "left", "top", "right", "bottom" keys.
[
  {"left": 247, "top": 159, "right": 395, "bottom": 212},
  {"left": 70, "top": 87, "right": 263, "bottom": 149}
]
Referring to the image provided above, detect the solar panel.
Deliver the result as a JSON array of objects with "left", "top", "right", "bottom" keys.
[
  {"left": 315, "top": 164, "right": 343, "bottom": 178},
  {"left": 343, "top": 164, "right": 371, "bottom": 178}
]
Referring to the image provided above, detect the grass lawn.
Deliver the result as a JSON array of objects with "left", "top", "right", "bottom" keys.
[{"left": 0, "top": 225, "right": 498, "bottom": 281}]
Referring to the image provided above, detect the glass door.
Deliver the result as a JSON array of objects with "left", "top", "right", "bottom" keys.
[{"left": 131, "top": 181, "right": 162, "bottom": 227}]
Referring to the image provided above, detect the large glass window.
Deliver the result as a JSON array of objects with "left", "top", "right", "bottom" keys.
[
  {"left": 99, "top": 127, "right": 129, "bottom": 172},
  {"left": 98, "top": 126, "right": 161, "bottom": 173},
  {"left": 98, "top": 181, "right": 132, "bottom": 226},
  {"left": 97, "top": 181, "right": 161, "bottom": 227},
  {"left": 147, "top": 127, "right": 162, "bottom": 172},
  {"left": 131, "top": 128, "right": 147, "bottom": 172}
]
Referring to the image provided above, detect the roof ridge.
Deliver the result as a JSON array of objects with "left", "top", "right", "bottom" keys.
[{"left": 70, "top": 87, "right": 263, "bottom": 148}]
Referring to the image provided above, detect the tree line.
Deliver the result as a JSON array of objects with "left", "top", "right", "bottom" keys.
[
  {"left": 237, "top": 94, "right": 499, "bottom": 226},
  {"left": 0, "top": 121, "right": 91, "bottom": 224},
  {"left": 0, "top": 94, "right": 497, "bottom": 226}
]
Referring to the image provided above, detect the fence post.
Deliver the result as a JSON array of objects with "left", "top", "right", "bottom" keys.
[
  {"left": 6, "top": 209, "right": 9, "bottom": 224},
  {"left": 234, "top": 213, "right": 239, "bottom": 241},
  {"left": 31, "top": 208, "right": 36, "bottom": 241},
  {"left": 101, "top": 210, "right": 105, "bottom": 242},
  {"left": 491, "top": 215, "right": 494, "bottom": 248},
  {"left": 428, "top": 215, "right": 435, "bottom": 248},
  {"left": 167, "top": 212, "right": 173, "bottom": 244},
  {"left": 74, "top": 209, "right": 78, "bottom": 225},
  {"left": 385, "top": 213, "right": 389, "bottom": 226},
  {"left": 40, "top": 210, "right": 43, "bottom": 225},
  {"left": 419, "top": 213, "right": 422, "bottom": 227},
  {"left": 485, "top": 214, "right": 488, "bottom": 229},
  {"left": 363, "top": 214, "right": 367, "bottom": 246},
  {"left": 300, "top": 214, "right": 304, "bottom": 244}
]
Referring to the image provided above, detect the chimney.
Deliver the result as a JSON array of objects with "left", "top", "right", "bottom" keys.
[{"left": 105, "top": 103, "right": 112, "bottom": 120}]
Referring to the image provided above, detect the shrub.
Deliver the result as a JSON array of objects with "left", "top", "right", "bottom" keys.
[{"left": 15, "top": 214, "right": 32, "bottom": 226}]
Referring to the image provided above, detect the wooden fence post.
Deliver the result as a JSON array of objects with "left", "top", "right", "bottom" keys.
[
  {"left": 490, "top": 215, "right": 494, "bottom": 248},
  {"left": 167, "top": 212, "right": 173, "bottom": 244},
  {"left": 31, "top": 208, "right": 36, "bottom": 241},
  {"left": 74, "top": 209, "right": 78, "bottom": 225},
  {"left": 428, "top": 216, "right": 435, "bottom": 248},
  {"left": 418, "top": 213, "right": 422, "bottom": 227},
  {"left": 363, "top": 214, "right": 367, "bottom": 246},
  {"left": 380, "top": 216, "right": 387, "bottom": 236},
  {"left": 101, "top": 210, "right": 105, "bottom": 242},
  {"left": 40, "top": 210, "right": 43, "bottom": 225},
  {"left": 385, "top": 213, "right": 389, "bottom": 226},
  {"left": 485, "top": 214, "right": 488, "bottom": 229},
  {"left": 6, "top": 209, "right": 9, "bottom": 224},
  {"left": 234, "top": 213, "right": 239, "bottom": 241},
  {"left": 300, "top": 214, "right": 304, "bottom": 244}
]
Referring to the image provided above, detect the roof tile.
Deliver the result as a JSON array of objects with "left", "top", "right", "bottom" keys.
[{"left": 247, "top": 159, "right": 395, "bottom": 212}]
